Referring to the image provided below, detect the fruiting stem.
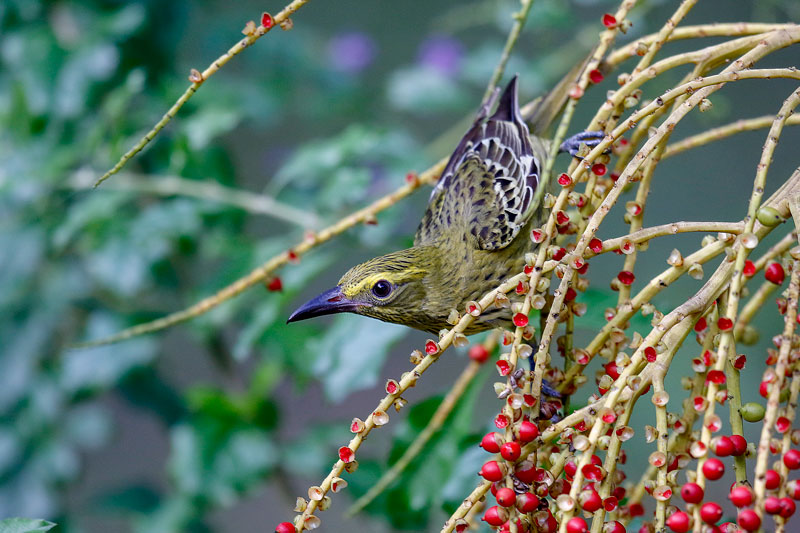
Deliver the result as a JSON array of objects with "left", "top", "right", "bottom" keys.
[
  {"left": 440, "top": 481, "right": 493, "bottom": 533},
  {"left": 96, "top": 0, "right": 312, "bottom": 187},
  {"left": 652, "top": 377, "right": 670, "bottom": 531},
  {"left": 70, "top": 169, "right": 323, "bottom": 229},
  {"left": 726, "top": 355, "right": 749, "bottom": 484},
  {"left": 346, "top": 355, "right": 488, "bottom": 516},
  {"left": 734, "top": 280, "right": 778, "bottom": 340},
  {"left": 543, "top": 0, "right": 638, "bottom": 184},
  {"left": 600, "top": 222, "right": 745, "bottom": 253},
  {"left": 606, "top": 23, "right": 798, "bottom": 67},
  {"left": 590, "top": 391, "right": 639, "bottom": 533},
  {"left": 75, "top": 157, "right": 447, "bottom": 348},
  {"left": 663, "top": 114, "right": 800, "bottom": 159},
  {"left": 483, "top": 0, "right": 534, "bottom": 103},
  {"left": 753, "top": 261, "right": 800, "bottom": 508},
  {"left": 630, "top": 0, "right": 699, "bottom": 76}
]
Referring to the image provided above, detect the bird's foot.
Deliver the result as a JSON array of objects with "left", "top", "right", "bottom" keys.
[
  {"left": 541, "top": 380, "right": 563, "bottom": 399},
  {"left": 559, "top": 130, "right": 605, "bottom": 158}
]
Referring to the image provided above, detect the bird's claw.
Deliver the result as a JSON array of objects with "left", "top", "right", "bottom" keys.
[
  {"left": 541, "top": 380, "right": 563, "bottom": 399},
  {"left": 559, "top": 130, "right": 606, "bottom": 158}
]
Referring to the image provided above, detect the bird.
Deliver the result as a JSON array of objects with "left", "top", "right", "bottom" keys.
[{"left": 287, "top": 74, "right": 602, "bottom": 335}]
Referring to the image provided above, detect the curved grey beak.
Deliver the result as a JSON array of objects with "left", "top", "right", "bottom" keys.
[{"left": 287, "top": 286, "right": 360, "bottom": 323}]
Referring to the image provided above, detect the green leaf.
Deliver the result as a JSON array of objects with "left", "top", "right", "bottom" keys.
[
  {"left": 309, "top": 316, "right": 407, "bottom": 402},
  {"left": 0, "top": 518, "right": 56, "bottom": 533}
]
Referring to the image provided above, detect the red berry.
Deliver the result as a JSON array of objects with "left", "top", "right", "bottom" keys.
[
  {"left": 765, "top": 496, "right": 781, "bottom": 514},
  {"left": 765, "top": 262, "right": 786, "bottom": 284},
  {"left": 275, "top": 523, "right": 295, "bottom": 533},
  {"left": 702, "top": 458, "right": 725, "bottom": 480},
  {"left": 566, "top": 517, "right": 588, "bottom": 533},
  {"left": 425, "top": 340, "right": 439, "bottom": 355},
  {"left": 605, "top": 361, "right": 621, "bottom": 379},
  {"left": 729, "top": 435, "right": 747, "bottom": 456},
  {"left": 589, "top": 238, "right": 603, "bottom": 253},
  {"left": 564, "top": 460, "right": 578, "bottom": 478},
  {"left": 737, "top": 509, "right": 760, "bottom": 531},
  {"left": 589, "top": 69, "right": 604, "bottom": 84},
  {"left": 603, "top": 521, "right": 625, "bottom": 533},
  {"left": 469, "top": 345, "right": 490, "bottom": 363},
  {"left": 617, "top": 270, "right": 635, "bottom": 285},
  {"left": 267, "top": 277, "right": 283, "bottom": 291},
  {"left": 729, "top": 485, "right": 753, "bottom": 507},
  {"left": 514, "top": 462, "right": 536, "bottom": 484},
  {"left": 602, "top": 13, "right": 618, "bottom": 28},
  {"left": 765, "top": 469, "right": 781, "bottom": 489},
  {"left": 743, "top": 259, "right": 756, "bottom": 277},
  {"left": 713, "top": 436, "right": 734, "bottom": 457},
  {"left": 707, "top": 370, "right": 726, "bottom": 385},
  {"left": 513, "top": 312, "right": 529, "bottom": 327},
  {"left": 717, "top": 317, "right": 733, "bottom": 330},
  {"left": 700, "top": 502, "right": 723, "bottom": 524},
  {"left": 680, "top": 482, "right": 704, "bottom": 504},
  {"left": 480, "top": 432, "right": 502, "bottom": 453},
  {"left": 338, "top": 446, "right": 355, "bottom": 463},
  {"left": 580, "top": 489, "right": 603, "bottom": 512},
  {"left": 483, "top": 506, "right": 507, "bottom": 527},
  {"left": 480, "top": 460, "right": 505, "bottom": 482},
  {"left": 783, "top": 448, "right": 800, "bottom": 469},
  {"left": 592, "top": 163, "right": 607, "bottom": 176},
  {"left": 261, "top": 12, "right": 274, "bottom": 28},
  {"left": 779, "top": 497, "right": 796, "bottom": 518},
  {"left": 500, "top": 441, "right": 521, "bottom": 461},
  {"left": 495, "top": 487, "right": 516, "bottom": 507},
  {"left": 603, "top": 496, "right": 619, "bottom": 512},
  {"left": 666, "top": 510, "right": 691, "bottom": 533},
  {"left": 518, "top": 421, "right": 539, "bottom": 442},
  {"left": 516, "top": 492, "right": 539, "bottom": 513},
  {"left": 644, "top": 346, "right": 657, "bottom": 362}
]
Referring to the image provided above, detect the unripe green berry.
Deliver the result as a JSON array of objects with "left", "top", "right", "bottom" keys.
[
  {"left": 756, "top": 206, "right": 783, "bottom": 227},
  {"left": 741, "top": 402, "right": 765, "bottom": 422}
]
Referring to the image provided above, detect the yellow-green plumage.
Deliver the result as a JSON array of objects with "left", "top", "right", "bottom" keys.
[{"left": 288, "top": 75, "right": 595, "bottom": 334}]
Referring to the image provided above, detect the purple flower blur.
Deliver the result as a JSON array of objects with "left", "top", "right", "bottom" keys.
[
  {"left": 418, "top": 35, "right": 464, "bottom": 77},
  {"left": 327, "top": 32, "right": 377, "bottom": 74}
]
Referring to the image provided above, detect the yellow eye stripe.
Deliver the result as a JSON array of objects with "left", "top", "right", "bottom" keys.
[{"left": 342, "top": 268, "right": 425, "bottom": 299}]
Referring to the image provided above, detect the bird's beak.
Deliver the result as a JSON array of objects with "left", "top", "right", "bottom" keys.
[{"left": 287, "top": 286, "right": 360, "bottom": 323}]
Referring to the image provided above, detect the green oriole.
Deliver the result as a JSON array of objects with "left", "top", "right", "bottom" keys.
[{"left": 288, "top": 75, "right": 600, "bottom": 334}]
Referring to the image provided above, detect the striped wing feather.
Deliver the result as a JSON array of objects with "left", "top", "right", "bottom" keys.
[{"left": 415, "top": 76, "right": 540, "bottom": 251}]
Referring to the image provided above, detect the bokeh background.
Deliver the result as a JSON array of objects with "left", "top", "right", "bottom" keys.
[{"left": 2, "top": 0, "right": 800, "bottom": 531}]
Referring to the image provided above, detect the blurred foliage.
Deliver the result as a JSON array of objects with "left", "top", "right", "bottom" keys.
[
  {"left": 3, "top": 0, "right": 796, "bottom": 532},
  {"left": 0, "top": 0, "right": 531, "bottom": 530}
]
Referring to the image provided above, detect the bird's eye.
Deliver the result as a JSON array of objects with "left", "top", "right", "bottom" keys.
[{"left": 371, "top": 279, "right": 393, "bottom": 298}]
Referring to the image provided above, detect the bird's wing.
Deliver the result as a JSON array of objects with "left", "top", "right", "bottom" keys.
[{"left": 415, "top": 76, "right": 543, "bottom": 251}]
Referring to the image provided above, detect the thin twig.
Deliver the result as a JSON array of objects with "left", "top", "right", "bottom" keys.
[
  {"left": 96, "top": 0, "right": 312, "bottom": 187},
  {"left": 345, "top": 336, "right": 495, "bottom": 516},
  {"left": 74, "top": 159, "right": 446, "bottom": 348},
  {"left": 483, "top": 0, "right": 535, "bottom": 103},
  {"left": 70, "top": 170, "right": 322, "bottom": 229}
]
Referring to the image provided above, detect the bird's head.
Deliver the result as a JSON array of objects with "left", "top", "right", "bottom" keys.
[{"left": 287, "top": 247, "right": 439, "bottom": 331}]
